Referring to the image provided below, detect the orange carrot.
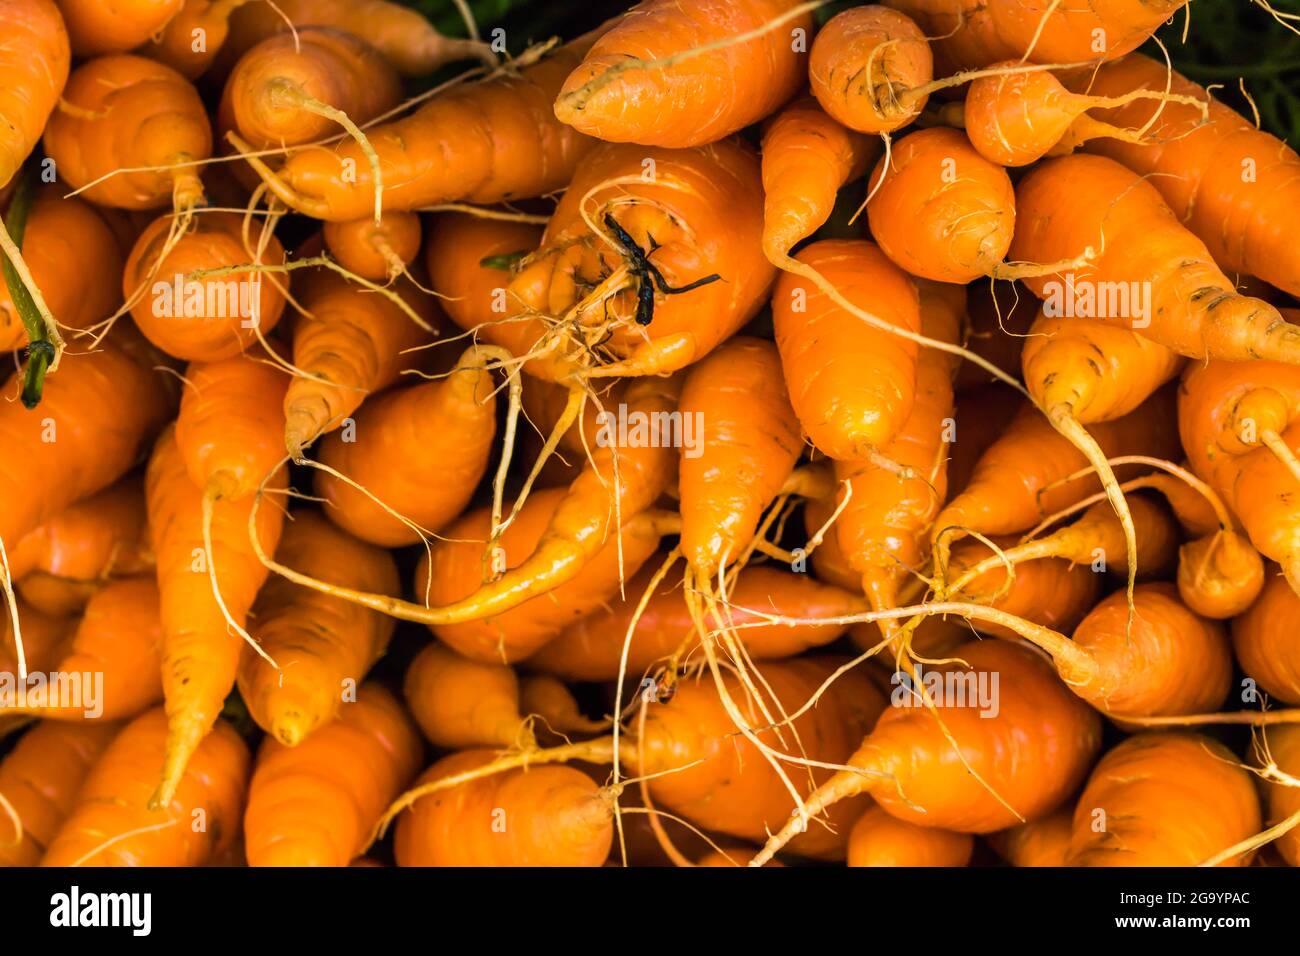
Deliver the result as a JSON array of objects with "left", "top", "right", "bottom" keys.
[
  {"left": 141, "top": 0, "right": 251, "bottom": 79},
  {"left": 1, "top": 598, "right": 74, "bottom": 679},
  {"left": 1257, "top": 726, "right": 1300, "bottom": 866},
  {"left": 1232, "top": 572, "right": 1300, "bottom": 706},
  {"left": 986, "top": 809, "right": 1073, "bottom": 867},
  {"left": 55, "top": 0, "right": 185, "bottom": 56},
  {"left": 403, "top": 642, "right": 533, "bottom": 751},
  {"left": 323, "top": 212, "right": 422, "bottom": 283},
  {"left": 847, "top": 804, "right": 973, "bottom": 867}
]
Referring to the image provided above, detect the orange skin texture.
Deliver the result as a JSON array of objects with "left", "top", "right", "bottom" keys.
[
  {"left": 1068, "top": 733, "right": 1261, "bottom": 867},
  {"left": 867, "top": 128, "right": 1016, "bottom": 283},
  {"left": 0, "top": 0, "right": 69, "bottom": 188},
  {"left": 8, "top": 476, "right": 151, "bottom": 584},
  {"left": 316, "top": 352, "right": 496, "bottom": 548},
  {"left": 0, "top": 328, "right": 177, "bottom": 547},
  {"left": 244, "top": 683, "right": 422, "bottom": 866},
  {"left": 146, "top": 428, "right": 286, "bottom": 804},
  {"left": 42, "top": 708, "right": 250, "bottom": 866},
  {"left": 1070, "top": 582, "right": 1233, "bottom": 717},
  {"left": 809, "top": 6, "right": 932, "bottom": 135},
  {"left": 141, "top": 0, "right": 248, "bottom": 79},
  {"left": 395, "top": 749, "right": 613, "bottom": 867},
  {"left": 774, "top": 239, "right": 921, "bottom": 459},
  {"left": 257, "top": 35, "right": 597, "bottom": 221},
  {"left": 1177, "top": 529, "right": 1264, "bottom": 619},
  {"left": 125, "top": 211, "right": 286, "bottom": 361},
  {"left": 56, "top": 0, "right": 183, "bottom": 56},
  {"left": 884, "top": 0, "right": 1185, "bottom": 72},
  {"left": 1231, "top": 572, "right": 1300, "bottom": 705},
  {"left": 0, "top": 720, "right": 118, "bottom": 866},
  {"left": 847, "top": 805, "right": 973, "bottom": 867},
  {"left": 283, "top": 271, "right": 436, "bottom": 454},
  {"left": 526, "top": 563, "right": 867, "bottom": 681},
  {"left": 638, "top": 657, "right": 886, "bottom": 860},
  {"left": 554, "top": 0, "right": 812, "bottom": 148},
  {"left": 935, "top": 386, "right": 1181, "bottom": 542},
  {"left": 416, "top": 489, "right": 662, "bottom": 664},
  {"left": 509, "top": 139, "right": 774, "bottom": 379},
  {"left": 324, "top": 212, "right": 422, "bottom": 282},
  {"left": 1259, "top": 725, "right": 1300, "bottom": 866},
  {"left": 1010, "top": 154, "right": 1298, "bottom": 364},
  {"left": 0, "top": 192, "right": 124, "bottom": 350},
  {"left": 222, "top": 27, "right": 401, "bottom": 149},
  {"left": 947, "top": 384, "right": 1022, "bottom": 495},
  {"left": 760, "top": 96, "right": 877, "bottom": 262},
  {"left": 237, "top": 512, "right": 398, "bottom": 747},
  {"left": 404, "top": 642, "right": 528, "bottom": 750},
  {"left": 1, "top": 598, "right": 75, "bottom": 678},
  {"left": 1078, "top": 54, "right": 1300, "bottom": 298},
  {"left": 851, "top": 640, "right": 1103, "bottom": 833},
  {"left": 44, "top": 55, "right": 210, "bottom": 209},
  {"left": 679, "top": 337, "right": 801, "bottom": 577},
  {"left": 0, "top": 576, "right": 163, "bottom": 721},
  {"left": 987, "top": 809, "right": 1073, "bottom": 867},
  {"left": 965, "top": 64, "right": 1098, "bottom": 167}
]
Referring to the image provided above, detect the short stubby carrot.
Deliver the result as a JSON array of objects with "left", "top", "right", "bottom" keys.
[
  {"left": 987, "top": 809, "right": 1073, "bottom": 867},
  {"left": 54, "top": 0, "right": 184, "bottom": 56},
  {"left": 141, "top": 0, "right": 252, "bottom": 79},
  {"left": 324, "top": 212, "right": 422, "bottom": 283},
  {"left": 403, "top": 642, "right": 532, "bottom": 751},
  {"left": 1231, "top": 573, "right": 1300, "bottom": 706},
  {"left": 847, "top": 805, "right": 973, "bottom": 867}
]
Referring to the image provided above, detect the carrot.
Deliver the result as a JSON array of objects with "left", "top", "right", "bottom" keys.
[
  {"left": 526, "top": 563, "right": 867, "bottom": 681},
  {"left": 772, "top": 239, "right": 920, "bottom": 461},
  {"left": 0, "top": 191, "right": 124, "bottom": 351},
  {"left": 750, "top": 640, "right": 1102, "bottom": 864},
  {"left": 236, "top": 512, "right": 398, "bottom": 747},
  {"left": 222, "top": 0, "right": 493, "bottom": 78},
  {"left": 124, "top": 210, "right": 286, "bottom": 361},
  {"left": 986, "top": 808, "right": 1073, "bottom": 867},
  {"left": 760, "top": 96, "right": 877, "bottom": 265},
  {"left": 1257, "top": 726, "right": 1300, "bottom": 866},
  {"left": 404, "top": 642, "right": 534, "bottom": 751},
  {"left": 0, "top": 720, "right": 118, "bottom": 866},
  {"left": 1, "top": 598, "right": 74, "bottom": 679},
  {"left": 847, "top": 804, "right": 973, "bottom": 867},
  {"left": 146, "top": 427, "right": 286, "bottom": 808},
  {"left": 1009, "top": 154, "right": 1300, "bottom": 364},
  {"left": 141, "top": 0, "right": 251, "bottom": 79},
  {"left": 314, "top": 345, "right": 498, "bottom": 548},
  {"left": 0, "top": 577, "right": 163, "bottom": 721},
  {"left": 946, "top": 383, "right": 1023, "bottom": 494},
  {"left": 678, "top": 337, "right": 802, "bottom": 579},
  {"left": 394, "top": 750, "right": 613, "bottom": 867},
  {"left": 507, "top": 139, "right": 773, "bottom": 380},
  {"left": 323, "top": 212, "right": 421, "bottom": 283},
  {"left": 1074, "top": 53, "right": 1300, "bottom": 298},
  {"left": 244, "top": 683, "right": 421, "bottom": 866},
  {"left": 1177, "top": 529, "right": 1265, "bottom": 620},
  {"left": 1066, "top": 732, "right": 1260, "bottom": 866},
  {"left": 237, "top": 35, "right": 595, "bottom": 222},
  {"left": 54, "top": 0, "right": 184, "bottom": 56},
  {"left": 41, "top": 707, "right": 249, "bottom": 866},
  {"left": 43, "top": 55, "right": 210, "bottom": 214},
  {"left": 1232, "top": 573, "right": 1300, "bottom": 706},
  {"left": 518, "top": 675, "right": 607, "bottom": 738},
  {"left": 282, "top": 271, "right": 436, "bottom": 458}
]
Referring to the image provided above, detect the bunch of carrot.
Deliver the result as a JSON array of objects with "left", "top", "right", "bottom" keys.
[{"left": 2, "top": 0, "right": 1299, "bottom": 872}]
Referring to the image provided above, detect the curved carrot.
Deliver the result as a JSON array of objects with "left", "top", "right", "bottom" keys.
[
  {"left": 141, "top": 0, "right": 251, "bottom": 79},
  {"left": 404, "top": 642, "right": 532, "bottom": 751},
  {"left": 1177, "top": 530, "right": 1265, "bottom": 620},
  {"left": 323, "top": 212, "right": 421, "bottom": 283},
  {"left": 41, "top": 707, "right": 249, "bottom": 866},
  {"left": 0, "top": 0, "right": 69, "bottom": 189},
  {"left": 847, "top": 804, "right": 973, "bottom": 867},
  {"left": 244, "top": 683, "right": 421, "bottom": 866},
  {"left": 986, "top": 809, "right": 1072, "bottom": 867},
  {"left": 55, "top": 0, "right": 184, "bottom": 56},
  {"left": 1067, "top": 733, "right": 1260, "bottom": 867},
  {"left": 1232, "top": 572, "right": 1300, "bottom": 706}
]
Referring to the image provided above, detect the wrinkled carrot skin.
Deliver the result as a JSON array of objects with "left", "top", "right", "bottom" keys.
[
  {"left": 141, "top": 0, "right": 249, "bottom": 79},
  {"left": 0, "top": 721, "right": 117, "bottom": 867},
  {"left": 124, "top": 211, "right": 286, "bottom": 361},
  {"left": 947, "top": 384, "right": 1022, "bottom": 494},
  {"left": 526, "top": 564, "right": 867, "bottom": 681},
  {"left": 244, "top": 684, "right": 421, "bottom": 866},
  {"left": 884, "top": 0, "right": 1185, "bottom": 71},
  {"left": 760, "top": 96, "right": 876, "bottom": 263},
  {"left": 1, "top": 577, "right": 163, "bottom": 721},
  {"left": 43, "top": 55, "right": 210, "bottom": 209},
  {"left": 316, "top": 350, "right": 496, "bottom": 548},
  {"left": 221, "top": 27, "right": 402, "bottom": 149},
  {"left": 1, "top": 598, "right": 74, "bottom": 678},
  {"left": 1011, "top": 155, "right": 1300, "bottom": 364},
  {"left": 679, "top": 337, "right": 801, "bottom": 578},
  {"left": 404, "top": 642, "right": 528, "bottom": 750},
  {"left": 0, "top": 0, "right": 70, "bottom": 189},
  {"left": 1077, "top": 54, "right": 1300, "bottom": 298},
  {"left": 237, "top": 512, "right": 399, "bottom": 747},
  {"left": 639, "top": 657, "right": 885, "bottom": 860},
  {"left": 223, "top": 0, "right": 491, "bottom": 78},
  {"left": 868, "top": 128, "right": 1016, "bottom": 284},
  {"left": 773, "top": 239, "right": 920, "bottom": 460},
  {"left": 7, "top": 477, "right": 151, "bottom": 585},
  {"left": 509, "top": 140, "right": 773, "bottom": 379},
  {"left": 554, "top": 0, "right": 811, "bottom": 148},
  {"left": 253, "top": 35, "right": 597, "bottom": 221},
  {"left": 0, "top": 192, "right": 123, "bottom": 350},
  {"left": 987, "top": 809, "right": 1073, "bottom": 867},
  {"left": 283, "top": 272, "right": 436, "bottom": 456},
  {"left": 1178, "top": 530, "right": 1264, "bottom": 620},
  {"left": 1068, "top": 733, "right": 1261, "bottom": 867},
  {"left": 395, "top": 749, "right": 613, "bottom": 867},
  {"left": 0, "top": 329, "right": 177, "bottom": 547},
  {"left": 1232, "top": 573, "right": 1300, "bottom": 705},
  {"left": 55, "top": 0, "right": 184, "bottom": 56},
  {"left": 847, "top": 805, "right": 973, "bottom": 867},
  {"left": 809, "top": 6, "right": 932, "bottom": 135},
  {"left": 1259, "top": 726, "right": 1300, "bottom": 866},
  {"left": 324, "top": 212, "right": 422, "bottom": 282},
  {"left": 42, "top": 708, "right": 250, "bottom": 866}
]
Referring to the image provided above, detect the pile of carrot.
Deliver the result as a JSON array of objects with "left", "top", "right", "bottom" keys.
[{"left": 3, "top": 0, "right": 1299, "bottom": 872}]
